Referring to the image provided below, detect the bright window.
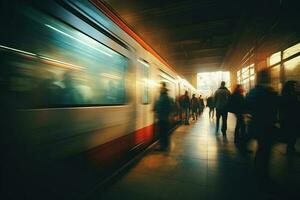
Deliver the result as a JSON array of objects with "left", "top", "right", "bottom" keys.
[
  {"left": 269, "top": 51, "right": 281, "bottom": 66},
  {"left": 197, "top": 71, "right": 230, "bottom": 96},
  {"left": 283, "top": 43, "right": 300, "bottom": 59},
  {"left": 237, "top": 64, "right": 255, "bottom": 91},
  {"left": 270, "top": 65, "right": 281, "bottom": 91},
  {"left": 284, "top": 55, "right": 300, "bottom": 82}
]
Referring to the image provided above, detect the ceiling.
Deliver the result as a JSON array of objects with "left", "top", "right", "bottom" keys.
[{"left": 103, "top": 0, "right": 254, "bottom": 78}]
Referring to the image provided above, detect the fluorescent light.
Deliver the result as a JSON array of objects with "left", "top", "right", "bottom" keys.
[
  {"left": 0, "top": 44, "right": 36, "bottom": 56},
  {"left": 0, "top": 44, "right": 85, "bottom": 71}
]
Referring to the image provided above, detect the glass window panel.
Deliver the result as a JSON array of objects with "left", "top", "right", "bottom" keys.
[
  {"left": 283, "top": 43, "right": 300, "bottom": 59},
  {"left": 242, "top": 66, "right": 249, "bottom": 74},
  {"left": 270, "top": 65, "right": 281, "bottom": 92},
  {"left": 242, "top": 72, "right": 248, "bottom": 79},
  {"left": 1, "top": 5, "right": 127, "bottom": 108},
  {"left": 269, "top": 51, "right": 281, "bottom": 66},
  {"left": 284, "top": 55, "right": 300, "bottom": 82},
  {"left": 249, "top": 64, "right": 255, "bottom": 75},
  {"left": 250, "top": 68, "right": 255, "bottom": 75},
  {"left": 139, "top": 60, "right": 150, "bottom": 104}
]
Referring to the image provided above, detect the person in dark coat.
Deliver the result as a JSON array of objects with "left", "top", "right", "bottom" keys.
[
  {"left": 191, "top": 94, "right": 198, "bottom": 120},
  {"left": 245, "top": 69, "right": 278, "bottom": 181},
  {"left": 154, "top": 82, "right": 172, "bottom": 150},
  {"left": 230, "top": 84, "right": 246, "bottom": 144},
  {"left": 180, "top": 91, "right": 190, "bottom": 125},
  {"left": 207, "top": 95, "right": 215, "bottom": 119},
  {"left": 279, "top": 80, "right": 300, "bottom": 155},
  {"left": 198, "top": 95, "right": 205, "bottom": 115},
  {"left": 214, "top": 81, "right": 231, "bottom": 136}
]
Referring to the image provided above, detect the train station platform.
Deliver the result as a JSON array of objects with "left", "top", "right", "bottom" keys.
[{"left": 88, "top": 109, "right": 300, "bottom": 200}]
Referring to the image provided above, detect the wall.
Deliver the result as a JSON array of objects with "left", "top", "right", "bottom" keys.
[{"left": 223, "top": 0, "right": 300, "bottom": 90}]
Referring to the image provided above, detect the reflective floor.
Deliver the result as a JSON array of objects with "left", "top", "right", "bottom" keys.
[{"left": 88, "top": 109, "right": 300, "bottom": 200}]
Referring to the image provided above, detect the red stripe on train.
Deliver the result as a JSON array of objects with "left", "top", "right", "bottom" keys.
[{"left": 87, "top": 124, "right": 155, "bottom": 166}]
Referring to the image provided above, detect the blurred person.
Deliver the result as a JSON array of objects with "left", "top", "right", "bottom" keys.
[
  {"left": 154, "top": 82, "right": 172, "bottom": 150},
  {"left": 37, "top": 74, "right": 62, "bottom": 106},
  {"left": 214, "top": 81, "right": 231, "bottom": 136},
  {"left": 191, "top": 94, "right": 198, "bottom": 120},
  {"left": 245, "top": 69, "right": 278, "bottom": 181},
  {"left": 198, "top": 95, "right": 205, "bottom": 115},
  {"left": 179, "top": 91, "right": 190, "bottom": 125},
  {"left": 279, "top": 80, "right": 300, "bottom": 155},
  {"left": 62, "top": 72, "right": 83, "bottom": 105},
  {"left": 175, "top": 96, "right": 182, "bottom": 123},
  {"left": 207, "top": 94, "right": 215, "bottom": 119},
  {"left": 230, "top": 84, "right": 246, "bottom": 144},
  {"left": 106, "top": 80, "right": 118, "bottom": 103}
]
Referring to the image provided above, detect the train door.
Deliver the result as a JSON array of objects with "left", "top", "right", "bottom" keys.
[{"left": 136, "top": 59, "right": 153, "bottom": 137}]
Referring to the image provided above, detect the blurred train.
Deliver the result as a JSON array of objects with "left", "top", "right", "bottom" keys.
[{"left": 0, "top": 0, "right": 196, "bottom": 199}]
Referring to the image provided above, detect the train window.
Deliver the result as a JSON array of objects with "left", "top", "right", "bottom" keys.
[
  {"left": 138, "top": 59, "right": 150, "bottom": 104},
  {"left": 269, "top": 51, "right": 281, "bottom": 66},
  {"left": 1, "top": 6, "right": 128, "bottom": 108},
  {"left": 284, "top": 55, "right": 300, "bottom": 82},
  {"left": 283, "top": 43, "right": 300, "bottom": 59}
]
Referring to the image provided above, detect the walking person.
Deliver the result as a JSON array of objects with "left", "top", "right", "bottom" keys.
[
  {"left": 245, "top": 70, "right": 278, "bottom": 182},
  {"left": 214, "top": 81, "right": 231, "bottom": 136},
  {"left": 279, "top": 80, "right": 300, "bottom": 155},
  {"left": 198, "top": 95, "right": 205, "bottom": 115},
  {"left": 180, "top": 91, "right": 190, "bottom": 125},
  {"left": 154, "top": 82, "right": 173, "bottom": 151},
  {"left": 230, "top": 84, "right": 246, "bottom": 144},
  {"left": 191, "top": 94, "right": 198, "bottom": 120},
  {"left": 207, "top": 95, "right": 215, "bottom": 119}
]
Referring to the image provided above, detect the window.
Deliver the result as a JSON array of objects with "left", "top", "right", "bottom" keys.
[
  {"left": 138, "top": 59, "right": 150, "bottom": 104},
  {"left": 270, "top": 65, "right": 281, "bottom": 92},
  {"left": 284, "top": 55, "right": 300, "bottom": 82},
  {"left": 283, "top": 42, "right": 300, "bottom": 59},
  {"left": 237, "top": 70, "right": 241, "bottom": 84},
  {"left": 1, "top": 5, "right": 127, "bottom": 108},
  {"left": 269, "top": 51, "right": 281, "bottom": 66},
  {"left": 237, "top": 64, "right": 255, "bottom": 91}
]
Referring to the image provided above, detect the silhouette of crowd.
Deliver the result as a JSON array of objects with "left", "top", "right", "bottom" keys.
[{"left": 154, "top": 69, "right": 300, "bottom": 184}]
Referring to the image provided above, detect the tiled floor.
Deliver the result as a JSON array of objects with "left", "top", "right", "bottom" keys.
[{"left": 88, "top": 109, "right": 300, "bottom": 200}]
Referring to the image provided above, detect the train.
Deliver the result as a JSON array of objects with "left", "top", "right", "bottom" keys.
[{"left": 0, "top": 0, "right": 196, "bottom": 199}]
